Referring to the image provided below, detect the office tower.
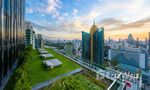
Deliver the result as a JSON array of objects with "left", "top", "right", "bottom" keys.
[
  {"left": 25, "top": 22, "right": 36, "bottom": 49},
  {"left": 136, "top": 38, "right": 139, "bottom": 48},
  {"left": 82, "top": 31, "right": 90, "bottom": 60},
  {"left": 82, "top": 22, "right": 104, "bottom": 65},
  {"left": 0, "top": 0, "right": 25, "bottom": 85},
  {"left": 93, "top": 28, "right": 104, "bottom": 64},
  {"left": 37, "top": 34, "right": 44, "bottom": 48},
  {"left": 90, "top": 21, "right": 97, "bottom": 61},
  {"left": 149, "top": 32, "right": 150, "bottom": 52}
]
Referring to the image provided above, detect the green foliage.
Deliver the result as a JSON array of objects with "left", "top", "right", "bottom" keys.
[
  {"left": 4, "top": 46, "right": 32, "bottom": 90},
  {"left": 82, "top": 72, "right": 107, "bottom": 90},
  {"left": 102, "top": 61, "right": 109, "bottom": 67},
  {"left": 46, "top": 74, "right": 101, "bottom": 90},
  {"left": 111, "top": 60, "right": 119, "bottom": 66}
]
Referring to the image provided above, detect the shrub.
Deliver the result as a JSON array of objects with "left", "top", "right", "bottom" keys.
[{"left": 4, "top": 46, "right": 32, "bottom": 90}]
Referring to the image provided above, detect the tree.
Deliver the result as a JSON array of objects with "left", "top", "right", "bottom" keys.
[{"left": 111, "top": 60, "right": 119, "bottom": 66}]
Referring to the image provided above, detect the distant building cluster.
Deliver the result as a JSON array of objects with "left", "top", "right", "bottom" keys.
[
  {"left": 105, "top": 32, "right": 150, "bottom": 84},
  {"left": 105, "top": 34, "right": 150, "bottom": 52}
]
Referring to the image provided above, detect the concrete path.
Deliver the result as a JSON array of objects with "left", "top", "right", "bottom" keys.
[{"left": 32, "top": 68, "right": 82, "bottom": 90}]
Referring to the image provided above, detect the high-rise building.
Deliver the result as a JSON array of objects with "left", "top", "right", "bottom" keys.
[
  {"left": 82, "top": 22, "right": 104, "bottom": 65},
  {"left": 25, "top": 22, "right": 36, "bottom": 49},
  {"left": 82, "top": 31, "right": 90, "bottom": 60},
  {"left": 0, "top": 0, "right": 25, "bottom": 85},
  {"left": 149, "top": 32, "right": 150, "bottom": 52},
  {"left": 93, "top": 28, "right": 104, "bottom": 64},
  {"left": 136, "top": 38, "right": 139, "bottom": 48},
  {"left": 37, "top": 34, "right": 44, "bottom": 48},
  {"left": 90, "top": 21, "right": 97, "bottom": 61}
]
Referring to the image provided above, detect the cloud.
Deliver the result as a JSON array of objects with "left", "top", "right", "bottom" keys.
[
  {"left": 98, "top": 17, "right": 150, "bottom": 31},
  {"left": 26, "top": 0, "right": 62, "bottom": 18},
  {"left": 73, "top": 8, "right": 78, "bottom": 15},
  {"left": 46, "top": 0, "right": 62, "bottom": 18},
  {"left": 26, "top": 0, "right": 150, "bottom": 40},
  {"left": 26, "top": 8, "right": 33, "bottom": 14}
]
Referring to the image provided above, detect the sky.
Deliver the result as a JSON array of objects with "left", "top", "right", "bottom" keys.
[{"left": 26, "top": 0, "right": 150, "bottom": 40}]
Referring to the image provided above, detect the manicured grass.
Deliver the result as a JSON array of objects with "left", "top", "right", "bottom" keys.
[{"left": 29, "top": 48, "right": 80, "bottom": 86}]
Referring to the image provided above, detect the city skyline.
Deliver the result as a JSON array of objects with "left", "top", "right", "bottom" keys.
[{"left": 26, "top": 0, "right": 150, "bottom": 40}]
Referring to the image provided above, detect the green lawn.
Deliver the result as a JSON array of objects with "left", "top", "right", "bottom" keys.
[{"left": 29, "top": 48, "right": 80, "bottom": 86}]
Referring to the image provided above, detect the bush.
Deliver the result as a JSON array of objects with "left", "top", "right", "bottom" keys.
[
  {"left": 44, "top": 74, "right": 101, "bottom": 90},
  {"left": 4, "top": 46, "right": 32, "bottom": 90},
  {"left": 111, "top": 60, "right": 119, "bottom": 66}
]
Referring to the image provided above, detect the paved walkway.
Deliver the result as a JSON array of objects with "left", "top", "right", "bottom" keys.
[{"left": 32, "top": 68, "right": 82, "bottom": 90}]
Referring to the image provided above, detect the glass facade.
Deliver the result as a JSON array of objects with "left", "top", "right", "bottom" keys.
[
  {"left": 109, "top": 49, "right": 148, "bottom": 70},
  {"left": 149, "top": 32, "right": 150, "bottom": 52},
  {"left": 93, "top": 28, "right": 104, "bottom": 64},
  {"left": 82, "top": 31, "right": 90, "bottom": 60},
  {"left": 0, "top": 0, "right": 25, "bottom": 85},
  {"left": 82, "top": 27, "right": 105, "bottom": 65}
]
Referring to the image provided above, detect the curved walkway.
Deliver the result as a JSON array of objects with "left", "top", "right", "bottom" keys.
[{"left": 32, "top": 68, "right": 82, "bottom": 90}]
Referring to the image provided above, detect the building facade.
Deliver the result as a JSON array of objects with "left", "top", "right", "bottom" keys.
[
  {"left": 82, "top": 31, "right": 90, "bottom": 60},
  {"left": 108, "top": 49, "right": 148, "bottom": 70},
  {"left": 90, "top": 22, "right": 97, "bottom": 61},
  {"left": 149, "top": 32, "right": 150, "bottom": 52},
  {"left": 64, "top": 42, "right": 73, "bottom": 57},
  {"left": 37, "top": 34, "right": 44, "bottom": 48},
  {"left": 0, "top": 0, "right": 25, "bottom": 85},
  {"left": 25, "top": 22, "right": 36, "bottom": 49},
  {"left": 82, "top": 22, "right": 104, "bottom": 65},
  {"left": 93, "top": 28, "right": 104, "bottom": 64}
]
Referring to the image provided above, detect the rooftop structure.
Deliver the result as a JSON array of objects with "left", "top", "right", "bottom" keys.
[
  {"left": 39, "top": 50, "right": 48, "bottom": 54},
  {"left": 40, "top": 54, "right": 53, "bottom": 58},
  {"left": 43, "top": 59, "right": 62, "bottom": 69}
]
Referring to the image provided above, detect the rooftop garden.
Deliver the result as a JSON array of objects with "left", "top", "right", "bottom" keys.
[
  {"left": 29, "top": 48, "right": 80, "bottom": 86},
  {"left": 5, "top": 47, "right": 80, "bottom": 90},
  {"left": 43, "top": 74, "right": 103, "bottom": 90}
]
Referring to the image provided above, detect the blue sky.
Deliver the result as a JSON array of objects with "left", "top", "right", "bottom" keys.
[{"left": 26, "top": 0, "right": 150, "bottom": 40}]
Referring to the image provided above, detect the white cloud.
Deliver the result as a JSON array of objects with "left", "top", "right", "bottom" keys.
[
  {"left": 73, "top": 8, "right": 78, "bottom": 15},
  {"left": 27, "top": 0, "right": 62, "bottom": 18},
  {"left": 28, "top": 0, "right": 150, "bottom": 40},
  {"left": 46, "top": 0, "right": 61, "bottom": 18},
  {"left": 26, "top": 8, "right": 33, "bottom": 13}
]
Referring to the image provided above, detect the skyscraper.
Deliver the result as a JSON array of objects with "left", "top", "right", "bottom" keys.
[
  {"left": 0, "top": 0, "right": 25, "bottom": 85},
  {"left": 90, "top": 21, "right": 97, "bottom": 61},
  {"left": 149, "top": 32, "right": 150, "bottom": 52},
  {"left": 82, "top": 31, "right": 90, "bottom": 60},
  {"left": 25, "top": 22, "right": 36, "bottom": 49},
  {"left": 82, "top": 22, "right": 104, "bottom": 65},
  {"left": 93, "top": 28, "right": 104, "bottom": 64}
]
